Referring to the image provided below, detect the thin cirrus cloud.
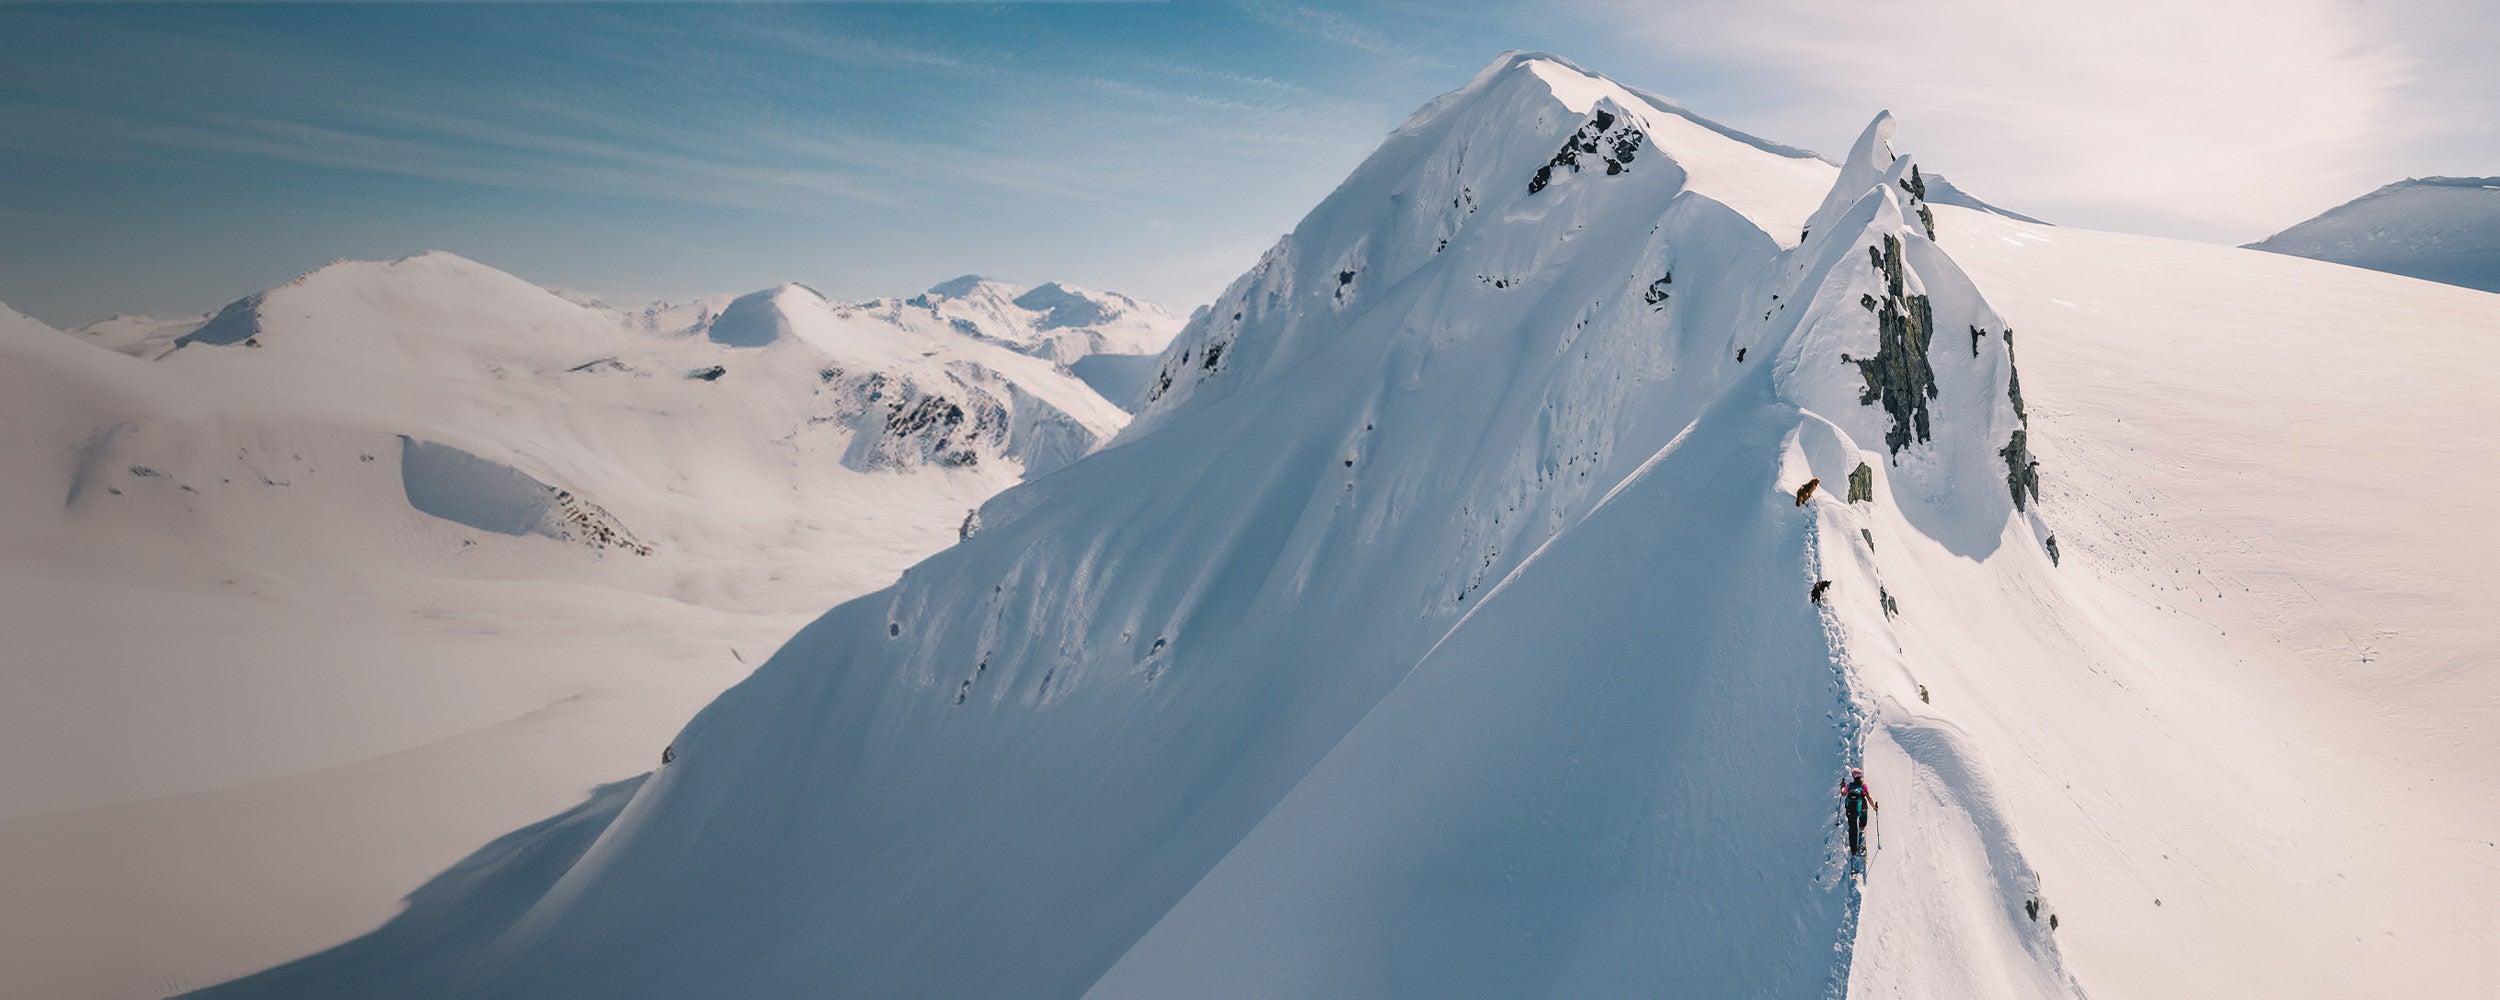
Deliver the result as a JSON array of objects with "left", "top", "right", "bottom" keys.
[
  {"left": 1575, "top": 0, "right": 2430, "bottom": 242},
  {"left": 4, "top": 1, "right": 2491, "bottom": 328}
]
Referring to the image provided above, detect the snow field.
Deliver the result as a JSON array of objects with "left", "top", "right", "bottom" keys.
[{"left": 0, "top": 256, "right": 1177, "bottom": 997}]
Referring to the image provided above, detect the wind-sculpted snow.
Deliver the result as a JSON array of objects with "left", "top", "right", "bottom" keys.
[
  {"left": 397, "top": 436, "right": 567, "bottom": 538},
  {"left": 189, "top": 51, "right": 2500, "bottom": 1000}
]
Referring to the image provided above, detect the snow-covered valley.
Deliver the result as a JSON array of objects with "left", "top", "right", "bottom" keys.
[
  {"left": 134, "top": 52, "right": 2500, "bottom": 999},
  {"left": 0, "top": 259, "right": 1177, "bottom": 997}
]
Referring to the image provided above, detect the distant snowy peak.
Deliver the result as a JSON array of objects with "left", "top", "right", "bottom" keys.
[
  {"left": 909, "top": 275, "right": 1182, "bottom": 362},
  {"left": 120, "top": 252, "right": 1142, "bottom": 483},
  {"left": 173, "top": 250, "right": 604, "bottom": 359},
  {"left": 705, "top": 283, "right": 825, "bottom": 348},
  {"left": 2247, "top": 176, "right": 2500, "bottom": 292}
]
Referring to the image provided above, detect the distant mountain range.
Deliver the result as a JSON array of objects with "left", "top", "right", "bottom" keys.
[{"left": 0, "top": 256, "right": 1180, "bottom": 998}]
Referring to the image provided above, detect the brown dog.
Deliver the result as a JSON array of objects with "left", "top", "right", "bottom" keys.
[{"left": 1794, "top": 478, "right": 1821, "bottom": 506}]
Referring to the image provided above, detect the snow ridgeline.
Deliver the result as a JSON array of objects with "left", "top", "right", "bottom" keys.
[
  {"left": 191, "top": 52, "right": 2499, "bottom": 999},
  {"left": 188, "top": 51, "right": 2039, "bottom": 998}
]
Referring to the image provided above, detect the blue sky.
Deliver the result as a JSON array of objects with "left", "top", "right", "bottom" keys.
[{"left": 4, "top": 1, "right": 2495, "bottom": 327}]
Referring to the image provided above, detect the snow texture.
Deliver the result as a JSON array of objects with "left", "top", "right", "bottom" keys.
[{"left": 74, "top": 50, "right": 2500, "bottom": 1000}]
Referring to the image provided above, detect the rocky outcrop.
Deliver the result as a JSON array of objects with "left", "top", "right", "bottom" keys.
[
  {"left": 1528, "top": 109, "right": 1646, "bottom": 194},
  {"left": 1846, "top": 234, "right": 1940, "bottom": 454}
]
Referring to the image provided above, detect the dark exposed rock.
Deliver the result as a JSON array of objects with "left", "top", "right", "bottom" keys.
[
  {"left": 1847, "top": 462, "right": 1874, "bottom": 503},
  {"left": 1999, "top": 429, "right": 2042, "bottom": 510},
  {"left": 2003, "top": 328, "right": 2028, "bottom": 426},
  {"left": 1644, "top": 272, "right": 1673, "bottom": 305},
  {"left": 1847, "top": 234, "right": 1940, "bottom": 454},
  {"left": 2044, "top": 534, "right": 2060, "bottom": 566},
  {"left": 686, "top": 365, "right": 727, "bottom": 382},
  {"left": 1528, "top": 109, "right": 1646, "bottom": 194}
]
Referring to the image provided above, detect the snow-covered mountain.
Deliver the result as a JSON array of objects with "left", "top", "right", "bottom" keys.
[
  {"left": 0, "top": 256, "right": 1179, "bottom": 998},
  {"left": 185, "top": 52, "right": 2498, "bottom": 1000},
  {"left": 2246, "top": 176, "right": 2500, "bottom": 292}
]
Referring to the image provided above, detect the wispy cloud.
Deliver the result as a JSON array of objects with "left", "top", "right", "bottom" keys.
[
  {"left": 1240, "top": 1, "right": 1413, "bottom": 60},
  {"left": 1576, "top": 0, "right": 2428, "bottom": 242}
]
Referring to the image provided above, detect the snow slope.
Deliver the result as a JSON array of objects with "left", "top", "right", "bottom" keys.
[
  {"left": 66, "top": 311, "right": 209, "bottom": 357},
  {"left": 0, "top": 256, "right": 1174, "bottom": 998},
  {"left": 194, "top": 52, "right": 2495, "bottom": 999},
  {"left": 1921, "top": 171, "right": 2049, "bottom": 225},
  {"left": 2246, "top": 176, "right": 2500, "bottom": 292}
]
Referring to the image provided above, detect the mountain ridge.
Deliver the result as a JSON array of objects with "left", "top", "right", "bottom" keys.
[
  {"left": 154, "top": 52, "right": 2500, "bottom": 1000},
  {"left": 2246, "top": 176, "right": 2500, "bottom": 292}
]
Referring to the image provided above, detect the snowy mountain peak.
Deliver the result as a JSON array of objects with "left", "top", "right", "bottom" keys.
[
  {"left": 705, "top": 283, "right": 825, "bottom": 347},
  {"left": 2246, "top": 175, "right": 2500, "bottom": 292},
  {"left": 1800, "top": 111, "right": 1935, "bottom": 246},
  {"left": 1012, "top": 281, "right": 1129, "bottom": 329},
  {"left": 173, "top": 251, "right": 597, "bottom": 357},
  {"left": 1130, "top": 54, "right": 1838, "bottom": 432},
  {"left": 925, "top": 273, "right": 999, "bottom": 298}
]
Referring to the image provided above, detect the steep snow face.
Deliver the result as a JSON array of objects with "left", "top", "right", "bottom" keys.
[
  {"left": 2247, "top": 177, "right": 2500, "bottom": 292},
  {"left": 188, "top": 53, "right": 2495, "bottom": 1000},
  {"left": 1132, "top": 51, "right": 1833, "bottom": 428},
  {"left": 0, "top": 255, "right": 1174, "bottom": 998},
  {"left": 191, "top": 55, "right": 2041, "bottom": 1000}
]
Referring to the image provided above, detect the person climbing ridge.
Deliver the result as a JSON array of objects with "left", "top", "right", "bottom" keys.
[{"left": 1842, "top": 767, "right": 1879, "bottom": 857}]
